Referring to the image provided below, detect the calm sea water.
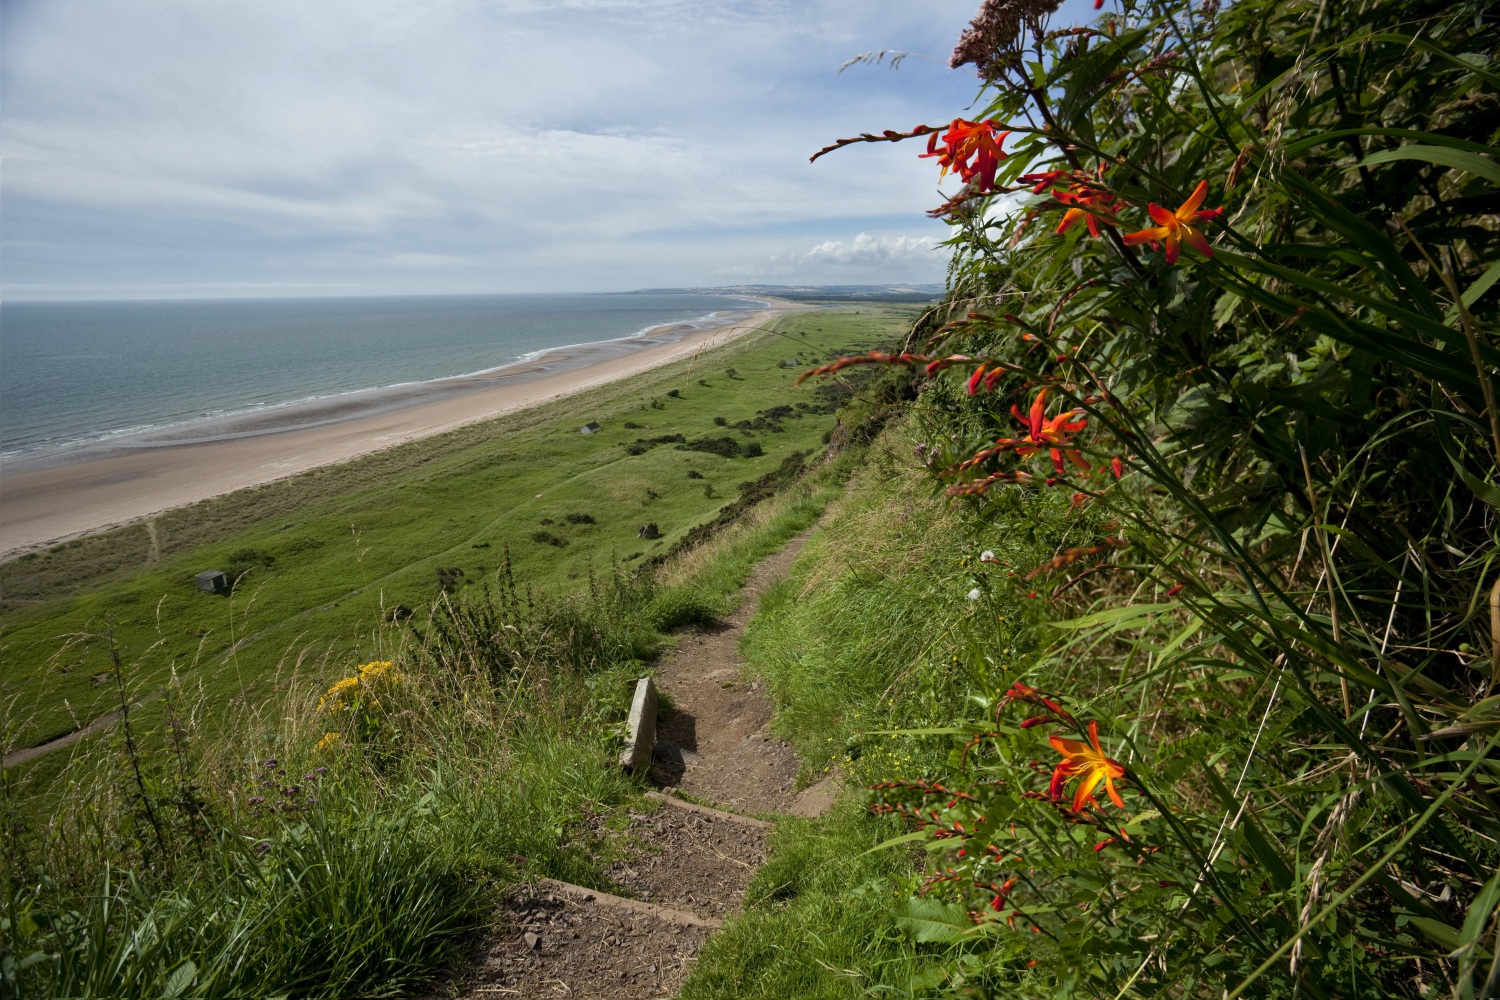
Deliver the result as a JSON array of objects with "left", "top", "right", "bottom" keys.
[{"left": 0, "top": 292, "right": 761, "bottom": 461}]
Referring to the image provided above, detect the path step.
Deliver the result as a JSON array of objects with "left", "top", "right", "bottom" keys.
[
  {"left": 606, "top": 793, "right": 770, "bottom": 921},
  {"left": 450, "top": 879, "right": 716, "bottom": 999},
  {"left": 646, "top": 789, "right": 774, "bottom": 829}
]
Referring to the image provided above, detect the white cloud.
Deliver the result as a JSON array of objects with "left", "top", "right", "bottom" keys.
[
  {"left": 0, "top": 0, "right": 1105, "bottom": 297},
  {"left": 806, "top": 232, "right": 943, "bottom": 266},
  {"left": 718, "top": 231, "right": 948, "bottom": 282}
]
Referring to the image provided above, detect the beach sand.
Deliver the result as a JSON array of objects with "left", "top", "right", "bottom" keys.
[{"left": 0, "top": 306, "right": 793, "bottom": 560}]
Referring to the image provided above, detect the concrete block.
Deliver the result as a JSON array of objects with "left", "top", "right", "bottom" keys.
[{"left": 618, "top": 676, "right": 658, "bottom": 773}]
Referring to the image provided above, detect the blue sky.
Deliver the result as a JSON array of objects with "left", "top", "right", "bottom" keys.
[{"left": 2, "top": 0, "right": 1097, "bottom": 299}]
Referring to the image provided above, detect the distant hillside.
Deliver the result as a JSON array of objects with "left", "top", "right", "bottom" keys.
[{"left": 633, "top": 283, "right": 944, "bottom": 303}]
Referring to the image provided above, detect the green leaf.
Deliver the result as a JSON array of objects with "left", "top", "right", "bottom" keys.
[
  {"left": 1452, "top": 260, "right": 1500, "bottom": 322},
  {"left": 1358, "top": 146, "right": 1500, "bottom": 185},
  {"left": 859, "top": 829, "right": 930, "bottom": 857},
  {"left": 1053, "top": 602, "right": 1177, "bottom": 631},
  {"left": 1409, "top": 916, "right": 1464, "bottom": 953},
  {"left": 1458, "top": 869, "right": 1500, "bottom": 956},
  {"left": 1368, "top": 33, "right": 1500, "bottom": 89},
  {"left": 895, "top": 897, "right": 973, "bottom": 943},
  {"left": 1433, "top": 415, "right": 1500, "bottom": 510},
  {"left": 162, "top": 959, "right": 198, "bottom": 999},
  {"left": 1282, "top": 127, "right": 1499, "bottom": 159},
  {"left": 1241, "top": 816, "right": 1294, "bottom": 891}
]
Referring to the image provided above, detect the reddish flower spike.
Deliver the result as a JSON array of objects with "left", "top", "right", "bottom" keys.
[
  {"left": 1018, "top": 169, "right": 1069, "bottom": 194},
  {"left": 967, "top": 365, "right": 988, "bottom": 395}
]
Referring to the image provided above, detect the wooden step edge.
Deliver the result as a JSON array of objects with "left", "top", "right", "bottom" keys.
[
  {"left": 533, "top": 877, "right": 722, "bottom": 930},
  {"left": 645, "top": 790, "right": 774, "bottom": 830}
]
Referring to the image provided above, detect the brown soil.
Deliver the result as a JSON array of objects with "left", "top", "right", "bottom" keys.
[
  {"left": 451, "top": 881, "right": 714, "bottom": 999},
  {"left": 435, "top": 531, "right": 823, "bottom": 999},
  {"left": 605, "top": 796, "right": 771, "bottom": 920}
]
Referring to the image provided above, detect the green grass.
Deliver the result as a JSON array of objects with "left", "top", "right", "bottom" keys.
[
  {"left": 1, "top": 307, "right": 915, "bottom": 766},
  {"left": 683, "top": 801, "right": 936, "bottom": 999},
  {"left": 2, "top": 344, "right": 913, "bottom": 998},
  {"left": 680, "top": 419, "right": 1070, "bottom": 998}
]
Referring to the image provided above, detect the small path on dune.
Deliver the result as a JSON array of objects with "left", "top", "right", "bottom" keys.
[{"left": 444, "top": 529, "right": 835, "bottom": 1000}]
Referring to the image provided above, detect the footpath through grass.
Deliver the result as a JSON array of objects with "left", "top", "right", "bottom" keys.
[
  {"left": 1, "top": 307, "right": 909, "bottom": 772},
  {"left": 681, "top": 416, "right": 1065, "bottom": 998}
]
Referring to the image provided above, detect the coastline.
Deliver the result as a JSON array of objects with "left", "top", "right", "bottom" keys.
[{"left": 0, "top": 304, "right": 796, "bottom": 560}]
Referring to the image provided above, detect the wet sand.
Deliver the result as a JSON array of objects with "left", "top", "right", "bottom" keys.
[{"left": 0, "top": 307, "right": 792, "bottom": 560}]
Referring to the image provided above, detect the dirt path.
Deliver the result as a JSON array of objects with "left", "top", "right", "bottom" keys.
[
  {"left": 441, "top": 531, "right": 827, "bottom": 999},
  {"left": 648, "top": 536, "right": 811, "bottom": 814}
]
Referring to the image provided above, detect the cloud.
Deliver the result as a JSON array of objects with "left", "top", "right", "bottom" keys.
[
  {"left": 806, "top": 232, "right": 942, "bottom": 266},
  {"left": 717, "top": 231, "right": 947, "bottom": 281},
  {"left": 0, "top": 0, "right": 1104, "bottom": 298}
]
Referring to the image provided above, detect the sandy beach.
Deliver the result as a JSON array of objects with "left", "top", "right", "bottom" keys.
[{"left": 0, "top": 306, "right": 793, "bottom": 560}]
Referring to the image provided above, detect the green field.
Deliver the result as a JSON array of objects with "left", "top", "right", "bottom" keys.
[{"left": 0, "top": 306, "right": 912, "bottom": 762}]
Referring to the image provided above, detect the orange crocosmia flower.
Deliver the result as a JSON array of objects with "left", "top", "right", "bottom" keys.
[
  {"left": 921, "top": 119, "right": 1011, "bottom": 193},
  {"left": 1048, "top": 720, "right": 1126, "bottom": 811},
  {"left": 1054, "top": 184, "right": 1120, "bottom": 239},
  {"left": 1122, "top": 179, "right": 1224, "bottom": 264},
  {"left": 1010, "top": 388, "right": 1090, "bottom": 476},
  {"left": 1050, "top": 186, "right": 1122, "bottom": 238}
]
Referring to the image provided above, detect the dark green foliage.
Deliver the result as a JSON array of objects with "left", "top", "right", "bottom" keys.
[
  {"left": 530, "top": 531, "right": 567, "bottom": 548},
  {"left": 624, "top": 433, "right": 686, "bottom": 455},
  {"left": 678, "top": 436, "right": 749, "bottom": 458}
]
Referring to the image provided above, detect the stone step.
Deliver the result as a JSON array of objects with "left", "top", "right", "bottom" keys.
[{"left": 646, "top": 789, "right": 774, "bottom": 829}]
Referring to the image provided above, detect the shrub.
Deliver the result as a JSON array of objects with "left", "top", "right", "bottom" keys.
[
  {"left": 644, "top": 588, "right": 722, "bottom": 631},
  {"left": 677, "top": 436, "right": 747, "bottom": 459}
]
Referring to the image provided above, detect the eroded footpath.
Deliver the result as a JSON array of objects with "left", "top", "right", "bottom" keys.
[{"left": 441, "top": 532, "right": 831, "bottom": 999}]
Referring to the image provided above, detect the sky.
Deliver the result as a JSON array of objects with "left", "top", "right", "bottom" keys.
[{"left": 1, "top": 0, "right": 1097, "bottom": 300}]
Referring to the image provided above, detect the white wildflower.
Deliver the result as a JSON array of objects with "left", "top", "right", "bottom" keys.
[{"left": 966, "top": 588, "right": 982, "bottom": 601}]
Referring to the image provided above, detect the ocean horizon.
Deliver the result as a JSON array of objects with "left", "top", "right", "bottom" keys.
[{"left": 0, "top": 291, "right": 765, "bottom": 466}]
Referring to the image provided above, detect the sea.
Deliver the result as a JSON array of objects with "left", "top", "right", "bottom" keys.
[{"left": 0, "top": 292, "right": 765, "bottom": 467}]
